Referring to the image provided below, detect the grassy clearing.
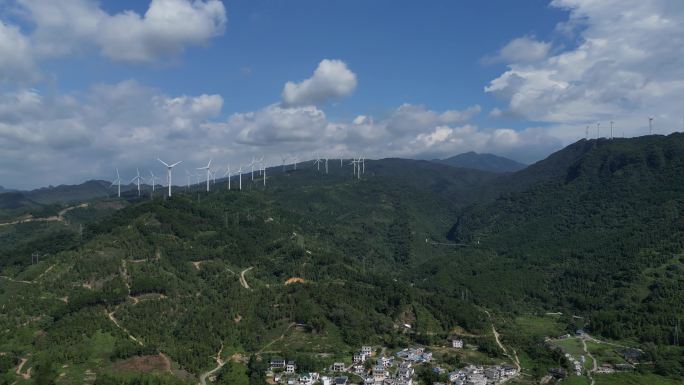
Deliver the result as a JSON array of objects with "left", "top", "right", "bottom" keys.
[
  {"left": 584, "top": 341, "right": 627, "bottom": 365},
  {"left": 553, "top": 338, "right": 585, "bottom": 358},
  {"left": 513, "top": 315, "right": 565, "bottom": 338}
]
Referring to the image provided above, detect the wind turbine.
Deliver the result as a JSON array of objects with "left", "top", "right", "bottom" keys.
[
  {"left": 597, "top": 122, "right": 601, "bottom": 138},
  {"left": 586, "top": 125, "right": 589, "bottom": 139},
  {"left": 197, "top": 159, "right": 212, "bottom": 192},
  {"left": 262, "top": 164, "right": 267, "bottom": 186},
  {"left": 110, "top": 168, "right": 122, "bottom": 198},
  {"left": 148, "top": 171, "right": 157, "bottom": 193},
  {"left": 158, "top": 158, "right": 182, "bottom": 197},
  {"left": 257, "top": 156, "right": 264, "bottom": 176},
  {"left": 325, "top": 158, "right": 329, "bottom": 174},
  {"left": 237, "top": 165, "right": 243, "bottom": 190},
  {"left": 610, "top": 121, "right": 614, "bottom": 139},
  {"left": 293, "top": 155, "right": 299, "bottom": 170},
  {"left": 185, "top": 170, "right": 192, "bottom": 188},
  {"left": 223, "top": 164, "right": 232, "bottom": 190},
  {"left": 361, "top": 157, "right": 365, "bottom": 174},
  {"left": 313, "top": 157, "right": 322, "bottom": 171},
  {"left": 249, "top": 157, "right": 257, "bottom": 180},
  {"left": 649, "top": 117, "right": 654, "bottom": 134},
  {"left": 349, "top": 158, "right": 358, "bottom": 177},
  {"left": 280, "top": 154, "right": 288, "bottom": 171},
  {"left": 130, "top": 168, "right": 143, "bottom": 196}
]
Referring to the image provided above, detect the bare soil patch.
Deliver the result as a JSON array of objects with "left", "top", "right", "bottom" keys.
[{"left": 113, "top": 354, "right": 171, "bottom": 373}]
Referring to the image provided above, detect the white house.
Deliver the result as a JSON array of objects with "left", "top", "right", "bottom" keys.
[
  {"left": 353, "top": 352, "right": 366, "bottom": 363},
  {"left": 270, "top": 359, "right": 286, "bottom": 370},
  {"left": 285, "top": 361, "right": 296, "bottom": 374},
  {"left": 321, "top": 377, "right": 332, "bottom": 385},
  {"left": 361, "top": 346, "right": 372, "bottom": 356},
  {"left": 451, "top": 338, "right": 464, "bottom": 348},
  {"left": 333, "top": 362, "right": 346, "bottom": 372}
]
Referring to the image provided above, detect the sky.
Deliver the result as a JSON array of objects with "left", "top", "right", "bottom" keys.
[{"left": 0, "top": 0, "right": 683, "bottom": 189}]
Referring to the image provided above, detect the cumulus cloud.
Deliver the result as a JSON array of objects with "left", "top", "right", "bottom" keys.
[
  {"left": 0, "top": 20, "right": 37, "bottom": 82},
  {"left": 1, "top": 0, "right": 226, "bottom": 71},
  {"left": 282, "top": 59, "right": 357, "bottom": 106},
  {"left": 485, "top": 36, "right": 551, "bottom": 64},
  {"left": 0, "top": 81, "right": 225, "bottom": 188},
  {"left": 486, "top": 0, "right": 684, "bottom": 139},
  {"left": 231, "top": 104, "right": 328, "bottom": 145},
  {"left": 385, "top": 104, "right": 481, "bottom": 134},
  {"left": 0, "top": 78, "right": 555, "bottom": 189}
]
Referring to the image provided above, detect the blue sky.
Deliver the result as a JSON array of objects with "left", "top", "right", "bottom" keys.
[
  {"left": 0, "top": 0, "right": 682, "bottom": 189},
  {"left": 43, "top": 1, "right": 567, "bottom": 119}
]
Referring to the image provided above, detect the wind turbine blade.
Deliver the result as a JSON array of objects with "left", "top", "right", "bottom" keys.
[
  {"left": 170, "top": 161, "right": 183, "bottom": 167},
  {"left": 157, "top": 158, "right": 170, "bottom": 167}
]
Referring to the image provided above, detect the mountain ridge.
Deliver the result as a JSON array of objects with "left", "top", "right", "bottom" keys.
[{"left": 432, "top": 151, "right": 527, "bottom": 173}]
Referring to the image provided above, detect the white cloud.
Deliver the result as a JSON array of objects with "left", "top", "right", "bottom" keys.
[
  {"left": 0, "top": 81, "right": 226, "bottom": 188},
  {"left": 486, "top": 0, "right": 684, "bottom": 139},
  {"left": 0, "top": 79, "right": 555, "bottom": 189},
  {"left": 491, "top": 36, "right": 551, "bottom": 64},
  {"left": 282, "top": 59, "right": 357, "bottom": 107},
  {"left": 0, "top": 20, "right": 37, "bottom": 83},
  {"left": 230, "top": 104, "right": 328, "bottom": 145},
  {"left": 4, "top": 0, "right": 226, "bottom": 68},
  {"left": 385, "top": 104, "right": 481, "bottom": 134},
  {"left": 96, "top": 0, "right": 227, "bottom": 62}
]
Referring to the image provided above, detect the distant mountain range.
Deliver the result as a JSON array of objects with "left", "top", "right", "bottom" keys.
[{"left": 432, "top": 151, "right": 526, "bottom": 173}]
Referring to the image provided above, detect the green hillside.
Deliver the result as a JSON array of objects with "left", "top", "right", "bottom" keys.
[{"left": 0, "top": 142, "right": 682, "bottom": 384}]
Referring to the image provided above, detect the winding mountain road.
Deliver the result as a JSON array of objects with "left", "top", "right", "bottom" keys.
[
  {"left": 484, "top": 310, "right": 521, "bottom": 372},
  {"left": 199, "top": 345, "right": 225, "bottom": 385}
]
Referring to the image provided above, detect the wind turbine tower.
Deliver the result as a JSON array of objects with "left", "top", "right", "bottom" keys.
[
  {"left": 610, "top": 121, "right": 614, "bottom": 139},
  {"left": 158, "top": 158, "right": 182, "bottom": 197},
  {"left": 197, "top": 159, "right": 212, "bottom": 192},
  {"left": 130, "top": 168, "right": 143, "bottom": 196},
  {"left": 148, "top": 171, "right": 157, "bottom": 193},
  {"left": 224, "top": 164, "right": 232, "bottom": 190},
  {"left": 110, "top": 168, "right": 122, "bottom": 197},
  {"left": 597, "top": 122, "right": 600, "bottom": 138},
  {"left": 249, "top": 157, "right": 257, "bottom": 180},
  {"left": 649, "top": 117, "right": 654, "bottom": 134}
]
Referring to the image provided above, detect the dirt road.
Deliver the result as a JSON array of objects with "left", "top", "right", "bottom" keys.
[
  {"left": 0, "top": 203, "right": 88, "bottom": 227},
  {"left": 199, "top": 345, "right": 225, "bottom": 385},
  {"left": 239, "top": 267, "right": 254, "bottom": 289}
]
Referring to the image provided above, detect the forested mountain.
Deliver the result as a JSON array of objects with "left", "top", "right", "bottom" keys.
[
  {"left": 432, "top": 152, "right": 526, "bottom": 173},
  {"left": 0, "top": 139, "right": 682, "bottom": 384},
  {"left": 449, "top": 134, "right": 684, "bottom": 348}
]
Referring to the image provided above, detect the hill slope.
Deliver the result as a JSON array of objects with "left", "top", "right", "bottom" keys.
[{"left": 448, "top": 134, "right": 684, "bottom": 345}]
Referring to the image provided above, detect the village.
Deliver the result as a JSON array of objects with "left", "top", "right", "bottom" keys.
[{"left": 265, "top": 337, "right": 519, "bottom": 385}]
